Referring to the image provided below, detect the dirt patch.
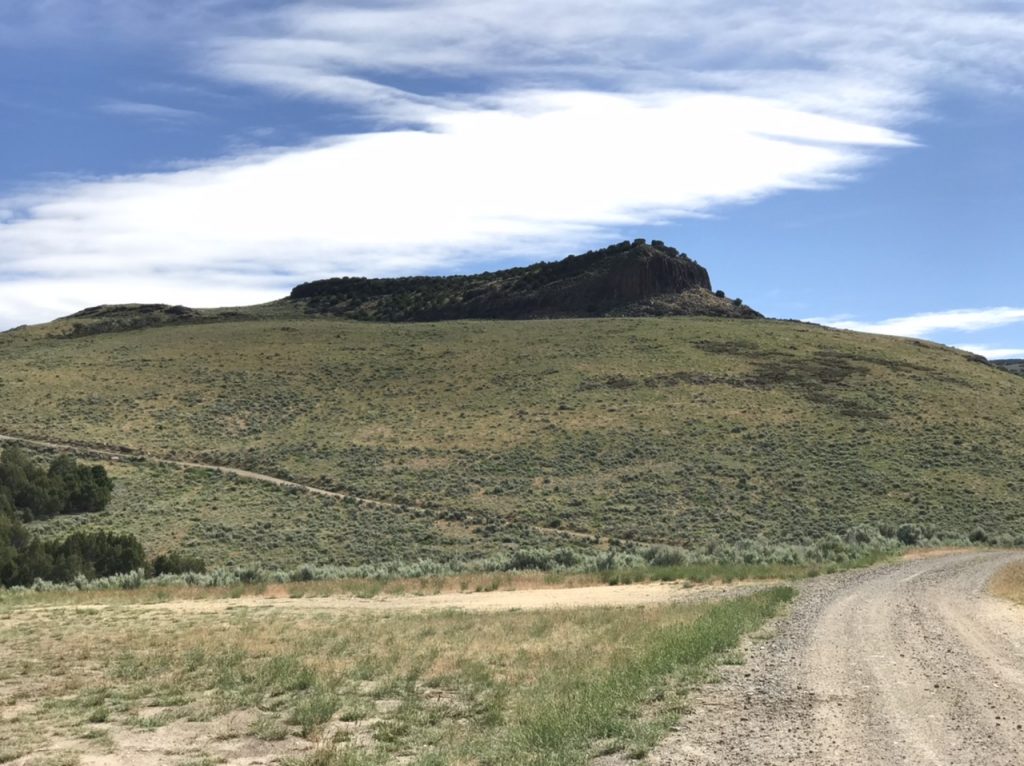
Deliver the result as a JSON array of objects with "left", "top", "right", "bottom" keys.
[
  {"left": 900, "top": 545, "right": 977, "bottom": 560},
  {"left": 12, "top": 711, "right": 312, "bottom": 766},
  {"left": 123, "top": 579, "right": 771, "bottom": 616}
]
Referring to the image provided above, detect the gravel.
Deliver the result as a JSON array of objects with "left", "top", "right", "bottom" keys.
[{"left": 644, "top": 550, "right": 1024, "bottom": 765}]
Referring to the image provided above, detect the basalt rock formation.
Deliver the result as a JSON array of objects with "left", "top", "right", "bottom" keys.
[{"left": 290, "top": 239, "right": 759, "bottom": 321}]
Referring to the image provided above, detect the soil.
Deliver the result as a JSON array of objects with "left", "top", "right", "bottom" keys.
[{"left": 7, "top": 579, "right": 772, "bottom": 620}]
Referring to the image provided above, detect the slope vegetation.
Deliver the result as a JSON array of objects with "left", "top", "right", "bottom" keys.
[{"left": 2, "top": 313, "right": 1022, "bottom": 567}]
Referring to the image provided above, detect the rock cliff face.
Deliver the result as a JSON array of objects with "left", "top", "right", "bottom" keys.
[{"left": 290, "top": 239, "right": 759, "bottom": 321}]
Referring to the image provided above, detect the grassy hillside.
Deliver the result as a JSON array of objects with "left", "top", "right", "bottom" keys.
[
  {"left": 19, "top": 459, "right": 528, "bottom": 570},
  {"left": 2, "top": 315, "right": 1023, "bottom": 566}
]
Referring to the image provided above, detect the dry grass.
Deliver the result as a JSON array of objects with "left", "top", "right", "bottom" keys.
[
  {"left": 989, "top": 560, "right": 1024, "bottom": 605},
  {"left": 0, "top": 585, "right": 793, "bottom": 765}
]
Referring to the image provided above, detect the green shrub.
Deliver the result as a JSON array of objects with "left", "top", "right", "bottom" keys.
[
  {"left": 0, "top": 448, "right": 112, "bottom": 521},
  {"left": 896, "top": 524, "right": 921, "bottom": 545},
  {"left": 150, "top": 551, "right": 207, "bottom": 576}
]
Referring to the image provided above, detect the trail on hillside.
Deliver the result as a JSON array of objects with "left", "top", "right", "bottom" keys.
[
  {"left": 644, "top": 551, "right": 1024, "bottom": 766},
  {"left": 0, "top": 431, "right": 636, "bottom": 545},
  {"left": 0, "top": 432, "right": 404, "bottom": 509}
]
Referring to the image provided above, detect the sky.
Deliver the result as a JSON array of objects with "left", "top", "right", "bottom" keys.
[{"left": 1, "top": 1, "right": 1022, "bottom": 358}]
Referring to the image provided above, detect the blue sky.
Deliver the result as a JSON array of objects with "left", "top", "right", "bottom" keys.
[{"left": 1, "top": 1, "right": 1022, "bottom": 357}]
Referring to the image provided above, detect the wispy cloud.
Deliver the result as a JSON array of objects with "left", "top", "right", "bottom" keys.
[
  {"left": 98, "top": 100, "right": 200, "bottom": 122},
  {"left": 205, "top": 0, "right": 1024, "bottom": 122},
  {"left": 0, "top": 88, "right": 911, "bottom": 329},
  {"left": 3, "top": 1, "right": 1024, "bottom": 328},
  {"left": 813, "top": 307, "right": 1024, "bottom": 337},
  {"left": 957, "top": 345, "right": 1024, "bottom": 360}
]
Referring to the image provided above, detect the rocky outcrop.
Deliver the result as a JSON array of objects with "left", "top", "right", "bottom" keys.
[{"left": 290, "top": 239, "right": 759, "bottom": 321}]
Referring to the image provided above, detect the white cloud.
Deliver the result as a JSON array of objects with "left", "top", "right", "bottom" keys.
[
  {"left": 815, "top": 307, "right": 1024, "bottom": 337},
  {"left": 98, "top": 100, "right": 200, "bottom": 122},
  {"left": 206, "top": 1, "right": 1024, "bottom": 123},
  {"left": 956, "top": 345, "right": 1024, "bottom": 360},
  {"left": 3, "top": 1, "right": 1024, "bottom": 328},
  {"left": 0, "top": 89, "right": 910, "bottom": 328},
  {"left": 0, "top": 275, "right": 284, "bottom": 333}
]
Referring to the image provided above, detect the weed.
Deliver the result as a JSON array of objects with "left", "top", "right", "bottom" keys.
[
  {"left": 249, "top": 716, "right": 291, "bottom": 740},
  {"left": 990, "top": 560, "right": 1024, "bottom": 604},
  {"left": 288, "top": 688, "right": 341, "bottom": 736}
]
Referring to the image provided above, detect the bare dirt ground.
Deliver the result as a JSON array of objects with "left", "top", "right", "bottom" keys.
[
  {"left": 645, "top": 550, "right": 1024, "bottom": 766},
  {"left": 168, "top": 579, "right": 774, "bottom": 613},
  {"left": 5, "top": 579, "right": 769, "bottom": 621}
]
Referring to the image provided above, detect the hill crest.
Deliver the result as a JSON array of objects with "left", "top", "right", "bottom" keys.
[
  {"left": 992, "top": 359, "right": 1024, "bottom": 376},
  {"left": 12, "top": 240, "right": 759, "bottom": 338},
  {"left": 290, "top": 239, "right": 759, "bottom": 321}
]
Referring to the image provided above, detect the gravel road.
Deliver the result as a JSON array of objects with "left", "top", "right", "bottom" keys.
[{"left": 647, "top": 551, "right": 1024, "bottom": 766}]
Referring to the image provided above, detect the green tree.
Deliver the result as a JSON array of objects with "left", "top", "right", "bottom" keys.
[
  {"left": 48, "top": 455, "right": 113, "bottom": 514},
  {"left": 0, "top": 447, "right": 62, "bottom": 520},
  {"left": 0, "top": 448, "right": 113, "bottom": 521}
]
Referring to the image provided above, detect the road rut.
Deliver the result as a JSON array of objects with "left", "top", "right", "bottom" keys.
[{"left": 649, "top": 551, "right": 1024, "bottom": 765}]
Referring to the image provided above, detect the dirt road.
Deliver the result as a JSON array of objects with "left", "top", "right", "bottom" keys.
[
  {"left": 0, "top": 431, "right": 400, "bottom": 508},
  {"left": 648, "top": 551, "right": 1024, "bottom": 765}
]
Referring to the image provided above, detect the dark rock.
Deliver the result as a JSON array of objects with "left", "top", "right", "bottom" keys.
[{"left": 290, "top": 240, "right": 760, "bottom": 321}]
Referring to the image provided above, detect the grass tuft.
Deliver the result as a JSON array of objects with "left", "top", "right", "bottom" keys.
[{"left": 989, "top": 560, "right": 1024, "bottom": 604}]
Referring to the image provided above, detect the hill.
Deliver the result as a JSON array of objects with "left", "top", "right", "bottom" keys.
[
  {"left": 993, "top": 359, "right": 1024, "bottom": 376},
  {"left": 26, "top": 240, "right": 756, "bottom": 339},
  {"left": 289, "top": 239, "right": 758, "bottom": 321},
  {"left": 2, "top": 311, "right": 1023, "bottom": 569}
]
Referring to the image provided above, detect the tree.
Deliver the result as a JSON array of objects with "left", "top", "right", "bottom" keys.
[
  {"left": 0, "top": 447, "right": 62, "bottom": 520},
  {"left": 0, "top": 448, "right": 113, "bottom": 521},
  {"left": 48, "top": 531, "right": 145, "bottom": 579},
  {"left": 48, "top": 455, "right": 113, "bottom": 514}
]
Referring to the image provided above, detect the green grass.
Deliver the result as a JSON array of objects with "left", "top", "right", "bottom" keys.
[
  {"left": 3, "top": 315, "right": 1024, "bottom": 568},
  {"left": 0, "top": 585, "right": 794, "bottom": 764},
  {"left": 464, "top": 587, "right": 795, "bottom": 766}
]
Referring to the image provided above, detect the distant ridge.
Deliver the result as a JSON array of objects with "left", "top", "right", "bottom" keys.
[
  {"left": 289, "top": 239, "right": 759, "bottom": 321},
  {"left": 18, "top": 240, "right": 758, "bottom": 337},
  {"left": 992, "top": 359, "right": 1024, "bottom": 376}
]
